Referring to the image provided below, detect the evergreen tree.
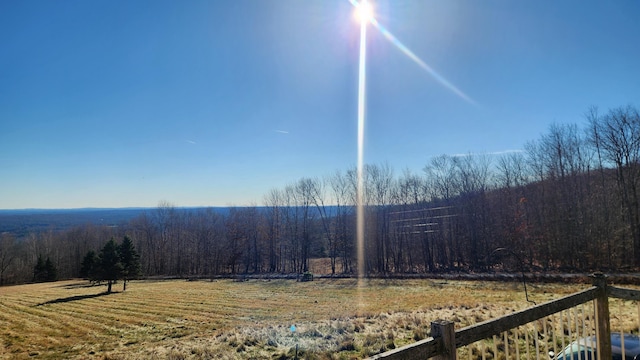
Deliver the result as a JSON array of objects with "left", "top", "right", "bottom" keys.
[
  {"left": 33, "top": 255, "right": 46, "bottom": 282},
  {"left": 44, "top": 257, "right": 57, "bottom": 282},
  {"left": 119, "top": 235, "right": 141, "bottom": 291},
  {"left": 80, "top": 250, "right": 97, "bottom": 280},
  {"left": 97, "top": 239, "right": 123, "bottom": 293},
  {"left": 33, "top": 256, "right": 57, "bottom": 283}
]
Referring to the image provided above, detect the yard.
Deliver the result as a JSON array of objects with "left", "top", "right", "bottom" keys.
[{"left": 0, "top": 277, "right": 607, "bottom": 359}]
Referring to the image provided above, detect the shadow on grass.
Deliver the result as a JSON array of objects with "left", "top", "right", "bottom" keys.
[
  {"left": 37, "top": 291, "right": 118, "bottom": 306},
  {"left": 54, "top": 281, "right": 95, "bottom": 289}
]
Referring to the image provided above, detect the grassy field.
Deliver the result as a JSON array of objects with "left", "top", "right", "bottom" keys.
[{"left": 0, "top": 277, "right": 632, "bottom": 359}]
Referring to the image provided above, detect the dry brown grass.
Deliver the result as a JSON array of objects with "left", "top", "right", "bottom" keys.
[{"left": 0, "top": 278, "right": 630, "bottom": 359}]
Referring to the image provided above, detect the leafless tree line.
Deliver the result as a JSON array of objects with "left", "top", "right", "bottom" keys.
[{"left": 1, "top": 105, "right": 640, "bottom": 285}]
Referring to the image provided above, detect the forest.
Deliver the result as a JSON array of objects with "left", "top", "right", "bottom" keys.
[{"left": 1, "top": 105, "right": 640, "bottom": 285}]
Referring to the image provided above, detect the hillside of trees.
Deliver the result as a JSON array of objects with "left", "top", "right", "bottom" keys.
[
  {"left": 1, "top": 105, "right": 640, "bottom": 285},
  {"left": 0, "top": 208, "right": 152, "bottom": 238}
]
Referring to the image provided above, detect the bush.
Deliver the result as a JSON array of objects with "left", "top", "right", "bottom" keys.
[{"left": 300, "top": 272, "right": 314, "bottom": 282}]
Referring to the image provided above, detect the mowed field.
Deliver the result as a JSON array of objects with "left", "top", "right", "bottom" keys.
[{"left": 0, "top": 278, "right": 606, "bottom": 359}]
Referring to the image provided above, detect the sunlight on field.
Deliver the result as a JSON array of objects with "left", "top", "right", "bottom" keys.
[{"left": 0, "top": 279, "right": 588, "bottom": 359}]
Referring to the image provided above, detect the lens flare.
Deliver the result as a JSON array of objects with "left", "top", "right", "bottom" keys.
[
  {"left": 348, "top": 0, "right": 476, "bottom": 105},
  {"left": 354, "top": 0, "right": 374, "bottom": 23},
  {"left": 370, "top": 19, "right": 476, "bottom": 105},
  {"left": 349, "top": 0, "right": 475, "bottom": 308},
  {"left": 356, "top": 0, "right": 368, "bottom": 291}
]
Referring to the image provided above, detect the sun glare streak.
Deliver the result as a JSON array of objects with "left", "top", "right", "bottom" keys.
[
  {"left": 348, "top": 0, "right": 476, "bottom": 105},
  {"left": 350, "top": 0, "right": 474, "bottom": 307},
  {"left": 356, "top": 0, "right": 368, "bottom": 296},
  {"left": 370, "top": 19, "right": 476, "bottom": 105}
]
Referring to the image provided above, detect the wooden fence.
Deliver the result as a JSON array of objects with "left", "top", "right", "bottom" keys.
[{"left": 370, "top": 273, "right": 640, "bottom": 360}]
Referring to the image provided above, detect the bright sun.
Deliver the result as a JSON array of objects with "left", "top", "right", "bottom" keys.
[{"left": 354, "top": 1, "right": 374, "bottom": 23}]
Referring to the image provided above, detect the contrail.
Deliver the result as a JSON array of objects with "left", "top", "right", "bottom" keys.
[
  {"left": 450, "top": 149, "right": 524, "bottom": 157},
  {"left": 348, "top": 0, "right": 476, "bottom": 105},
  {"left": 487, "top": 149, "right": 524, "bottom": 155},
  {"left": 274, "top": 130, "right": 290, "bottom": 134}
]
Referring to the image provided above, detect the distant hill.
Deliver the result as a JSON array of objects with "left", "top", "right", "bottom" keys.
[
  {"left": 0, "top": 208, "right": 149, "bottom": 238},
  {"left": 0, "top": 206, "right": 342, "bottom": 239},
  {"left": 0, "top": 207, "right": 227, "bottom": 238}
]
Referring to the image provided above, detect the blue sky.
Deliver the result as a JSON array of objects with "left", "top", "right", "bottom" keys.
[{"left": 1, "top": 0, "right": 639, "bottom": 209}]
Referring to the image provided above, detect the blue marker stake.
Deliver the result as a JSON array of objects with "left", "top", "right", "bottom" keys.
[{"left": 290, "top": 324, "right": 298, "bottom": 359}]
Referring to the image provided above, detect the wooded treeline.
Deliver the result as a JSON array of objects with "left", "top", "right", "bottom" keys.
[{"left": 2, "top": 105, "right": 640, "bottom": 285}]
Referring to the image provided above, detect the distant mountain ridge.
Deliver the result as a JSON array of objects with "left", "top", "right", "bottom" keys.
[
  {"left": 0, "top": 207, "right": 219, "bottom": 238},
  {"left": 0, "top": 206, "right": 343, "bottom": 238},
  {"left": 0, "top": 207, "right": 152, "bottom": 215}
]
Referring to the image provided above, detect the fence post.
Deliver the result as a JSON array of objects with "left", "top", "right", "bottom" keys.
[
  {"left": 431, "top": 320, "right": 456, "bottom": 360},
  {"left": 592, "top": 272, "right": 611, "bottom": 360}
]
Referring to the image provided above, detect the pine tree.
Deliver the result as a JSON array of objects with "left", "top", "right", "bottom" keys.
[
  {"left": 80, "top": 250, "right": 97, "bottom": 280},
  {"left": 33, "top": 255, "right": 46, "bottom": 282},
  {"left": 44, "top": 257, "right": 57, "bottom": 282},
  {"left": 33, "top": 256, "right": 57, "bottom": 283},
  {"left": 119, "top": 235, "right": 141, "bottom": 291},
  {"left": 97, "top": 239, "right": 123, "bottom": 293}
]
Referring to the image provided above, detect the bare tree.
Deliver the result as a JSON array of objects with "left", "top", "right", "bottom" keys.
[
  {"left": 282, "top": 184, "right": 302, "bottom": 272},
  {"left": 495, "top": 152, "right": 532, "bottom": 266},
  {"left": 153, "top": 201, "right": 175, "bottom": 275},
  {"left": 225, "top": 208, "right": 247, "bottom": 274},
  {"left": 424, "top": 155, "right": 459, "bottom": 268},
  {"left": 496, "top": 152, "right": 528, "bottom": 190},
  {"left": 586, "top": 106, "right": 615, "bottom": 268},
  {"left": 0, "top": 234, "right": 17, "bottom": 285},
  {"left": 589, "top": 105, "right": 640, "bottom": 266},
  {"left": 365, "top": 163, "right": 394, "bottom": 273},
  {"left": 296, "top": 178, "right": 316, "bottom": 273},
  {"left": 264, "top": 188, "right": 284, "bottom": 272},
  {"left": 453, "top": 153, "right": 493, "bottom": 270},
  {"left": 329, "top": 170, "right": 355, "bottom": 273},
  {"left": 130, "top": 212, "right": 158, "bottom": 275},
  {"left": 391, "top": 169, "right": 432, "bottom": 272},
  {"left": 310, "top": 177, "right": 338, "bottom": 274}
]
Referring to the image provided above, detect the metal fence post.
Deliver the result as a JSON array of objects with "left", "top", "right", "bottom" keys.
[
  {"left": 431, "top": 320, "right": 456, "bottom": 360},
  {"left": 592, "top": 272, "right": 612, "bottom": 360}
]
